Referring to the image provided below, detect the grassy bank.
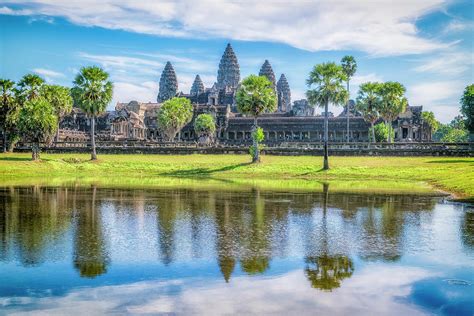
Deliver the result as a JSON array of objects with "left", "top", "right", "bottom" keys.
[{"left": 0, "top": 153, "right": 472, "bottom": 200}]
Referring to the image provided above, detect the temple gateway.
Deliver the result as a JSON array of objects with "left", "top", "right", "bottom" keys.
[{"left": 60, "top": 44, "right": 432, "bottom": 143}]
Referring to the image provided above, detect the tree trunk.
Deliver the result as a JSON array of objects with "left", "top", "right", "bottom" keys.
[
  {"left": 323, "top": 100, "right": 329, "bottom": 170},
  {"left": 252, "top": 116, "right": 260, "bottom": 163},
  {"left": 32, "top": 140, "right": 40, "bottom": 161},
  {"left": 385, "top": 120, "right": 390, "bottom": 142},
  {"left": 371, "top": 121, "right": 376, "bottom": 144},
  {"left": 2, "top": 125, "right": 6, "bottom": 153},
  {"left": 90, "top": 117, "right": 97, "bottom": 160},
  {"left": 55, "top": 120, "right": 60, "bottom": 144},
  {"left": 346, "top": 80, "right": 350, "bottom": 143}
]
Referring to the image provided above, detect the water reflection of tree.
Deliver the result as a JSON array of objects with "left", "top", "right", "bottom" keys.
[
  {"left": 73, "top": 186, "right": 110, "bottom": 278},
  {"left": 305, "top": 255, "right": 354, "bottom": 291},
  {"left": 240, "top": 189, "right": 272, "bottom": 275},
  {"left": 304, "top": 183, "right": 354, "bottom": 291},
  {"left": 461, "top": 206, "right": 474, "bottom": 252},
  {"left": 0, "top": 186, "right": 72, "bottom": 266}
]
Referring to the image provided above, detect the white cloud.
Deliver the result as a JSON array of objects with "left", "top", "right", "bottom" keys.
[
  {"left": 408, "top": 80, "right": 466, "bottom": 122},
  {"left": 2, "top": 265, "right": 435, "bottom": 315},
  {"left": 414, "top": 51, "right": 474, "bottom": 76},
  {"left": 351, "top": 73, "right": 384, "bottom": 86},
  {"left": 31, "top": 68, "right": 65, "bottom": 83},
  {"left": 0, "top": 0, "right": 450, "bottom": 56},
  {"left": 112, "top": 81, "right": 158, "bottom": 107},
  {"left": 32, "top": 68, "right": 64, "bottom": 78},
  {"left": 442, "top": 20, "right": 474, "bottom": 34}
]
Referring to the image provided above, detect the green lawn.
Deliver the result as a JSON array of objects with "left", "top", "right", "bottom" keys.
[{"left": 0, "top": 153, "right": 473, "bottom": 200}]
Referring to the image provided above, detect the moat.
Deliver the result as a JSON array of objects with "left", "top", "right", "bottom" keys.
[{"left": 0, "top": 185, "right": 473, "bottom": 315}]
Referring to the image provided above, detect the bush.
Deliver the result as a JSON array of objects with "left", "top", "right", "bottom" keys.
[
  {"left": 249, "top": 127, "right": 265, "bottom": 159},
  {"left": 369, "top": 122, "right": 394, "bottom": 142},
  {"left": 194, "top": 114, "right": 216, "bottom": 137}
]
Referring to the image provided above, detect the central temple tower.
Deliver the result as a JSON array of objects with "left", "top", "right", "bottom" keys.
[{"left": 216, "top": 43, "right": 240, "bottom": 90}]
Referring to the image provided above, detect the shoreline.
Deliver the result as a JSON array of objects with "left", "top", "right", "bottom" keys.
[{"left": 0, "top": 153, "right": 472, "bottom": 201}]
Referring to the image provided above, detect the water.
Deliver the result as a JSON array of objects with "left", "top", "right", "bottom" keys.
[{"left": 0, "top": 185, "right": 473, "bottom": 315}]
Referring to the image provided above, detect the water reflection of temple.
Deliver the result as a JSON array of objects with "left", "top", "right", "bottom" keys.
[{"left": 0, "top": 186, "right": 439, "bottom": 288}]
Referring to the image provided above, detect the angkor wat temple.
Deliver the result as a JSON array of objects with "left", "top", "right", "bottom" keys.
[{"left": 60, "top": 44, "right": 432, "bottom": 143}]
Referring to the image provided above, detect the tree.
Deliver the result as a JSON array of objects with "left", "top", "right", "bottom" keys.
[
  {"left": 421, "top": 111, "right": 439, "bottom": 139},
  {"left": 157, "top": 97, "right": 193, "bottom": 141},
  {"left": 17, "top": 97, "right": 58, "bottom": 161},
  {"left": 356, "top": 82, "right": 382, "bottom": 143},
  {"left": 378, "top": 82, "right": 407, "bottom": 143},
  {"left": 370, "top": 122, "right": 394, "bottom": 142},
  {"left": 16, "top": 74, "right": 44, "bottom": 104},
  {"left": 433, "top": 116, "right": 468, "bottom": 142},
  {"left": 460, "top": 84, "right": 474, "bottom": 141},
  {"left": 71, "top": 66, "right": 113, "bottom": 160},
  {"left": 236, "top": 75, "right": 277, "bottom": 163},
  {"left": 341, "top": 56, "right": 357, "bottom": 142},
  {"left": 194, "top": 113, "right": 216, "bottom": 144},
  {"left": 40, "top": 85, "right": 73, "bottom": 142},
  {"left": 306, "top": 63, "right": 348, "bottom": 170},
  {"left": 0, "top": 79, "right": 17, "bottom": 153}
]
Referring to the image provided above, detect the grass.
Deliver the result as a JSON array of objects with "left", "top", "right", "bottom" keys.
[{"left": 0, "top": 153, "right": 473, "bottom": 200}]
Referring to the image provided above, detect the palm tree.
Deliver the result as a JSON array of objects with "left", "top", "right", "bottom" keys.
[
  {"left": 16, "top": 74, "right": 44, "bottom": 103},
  {"left": 306, "top": 63, "right": 348, "bottom": 170},
  {"left": 71, "top": 66, "right": 113, "bottom": 160},
  {"left": 341, "top": 56, "right": 357, "bottom": 143},
  {"left": 0, "top": 79, "right": 16, "bottom": 153},
  {"left": 356, "top": 82, "right": 382, "bottom": 144},
  {"left": 40, "top": 84, "right": 73, "bottom": 142},
  {"left": 378, "top": 82, "right": 407, "bottom": 142},
  {"left": 236, "top": 75, "right": 277, "bottom": 163}
]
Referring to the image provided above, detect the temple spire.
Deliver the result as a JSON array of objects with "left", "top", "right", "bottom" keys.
[
  {"left": 259, "top": 60, "right": 276, "bottom": 89},
  {"left": 277, "top": 74, "right": 291, "bottom": 112},
  {"left": 217, "top": 43, "right": 240, "bottom": 90},
  {"left": 157, "top": 61, "right": 178, "bottom": 102},
  {"left": 190, "top": 74, "right": 205, "bottom": 96}
]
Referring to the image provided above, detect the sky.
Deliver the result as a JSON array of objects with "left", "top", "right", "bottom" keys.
[{"left": 0, "top": 0, "right": 473, "bottom": 123}]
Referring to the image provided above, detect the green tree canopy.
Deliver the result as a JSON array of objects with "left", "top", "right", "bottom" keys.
[
  {"left": 41, "top": 84, "right": 73, "bottom": 119},
  {"left": 72, "top": 66, "right": 113, "bottom": 160},
  {"left": 341, "top": 56, "right": 357, "bottom": 81},
  {"left": 236, "top": 75, "right": 277, "bottom": 163},
  {"left": 157, "top": 97, "right": 193, "bottom": 141},
  {"left": 16, "top": 74, "right": 45, "bottom": 104},
  {"left": 0, "top": 79, "right": 18, "bottom": 152},
  {"left": 236, "top": 75, "right": 277, "bottom": 117},
  {"left": 306, "top": 62, "right": 348, "bottom": 169},
  {"left": 378, "top": 81, "right": 408, "bottom": 142},
  {"left": 370, "top": 122, "right": 394, "bottom": 143},
  {"left": 194, "top": 113, "right": 216, "bottom": 137},
  {"left": 433, "top": 116, "right": 468, "bottom": 142},
  {"left": 460, "top": 84, "right": 474, "bottom": 137},
  {"left": 17, "top": 97, "right": 58, "bottom": 160},
  {"left": 356, "top": 82, "right": 382, "bottom": 143},
  {"left": 421, "top": 111, "right": 439, "bottom": 133}
]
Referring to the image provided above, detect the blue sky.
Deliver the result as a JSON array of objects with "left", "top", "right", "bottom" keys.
[{"left": 1, "top": 0, "right": 473, "bottom": 123}]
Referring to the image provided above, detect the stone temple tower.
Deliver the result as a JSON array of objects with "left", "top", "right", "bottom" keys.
[
  {"left": 259, "top": 60, "right": 276, "bottom": 89},
  {"left": 190, "top": 74, "right": 205, "bottom": 96},
  {"left": 277, "top": 74, "right": 291, "bottom": 112},
  {"left": 217, "top": 43, "right": 240, "bottom": 90},
  {"left": 157, "top": 61, "right": 178, "bottom": 102}
]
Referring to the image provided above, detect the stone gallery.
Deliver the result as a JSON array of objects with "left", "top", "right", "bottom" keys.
[{"left": 59, "top": 44, "right": 432, "bottom": 144}]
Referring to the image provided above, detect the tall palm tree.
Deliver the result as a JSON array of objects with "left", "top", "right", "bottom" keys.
[
  {"left": 236, "top": 75, "right": 277, "bottom": 163},
  {"left": 306, "top": 63, "right": 348, "bottom": 170},
  {"left": 72, "top": 66, "right": 113, "bottom": 160},
  {"left": 0, "top": 79, "right": 16, "bottom": 153},
  {"left": 378, "top": 82, "right": 407, "bottom": 143},
  {"left": 16, "top": 74, "right": 44, "bottom": 103},
  {"left": 341, "top": 56, "right": 357, "bottom": 143},
  {"left": 356, "top": 82, "right": 382, "bottom": 144}
]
